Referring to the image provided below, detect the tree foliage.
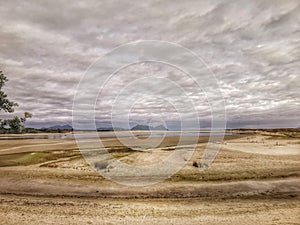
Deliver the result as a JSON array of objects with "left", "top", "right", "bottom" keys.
[
  {"left": 0, "top": 71, "right": 18, "bottom": 113},
  {"left": 0, "top": 71, "right": 32, "bottom": 133}
]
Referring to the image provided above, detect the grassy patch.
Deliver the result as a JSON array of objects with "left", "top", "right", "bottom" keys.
[
  {"left": 0, "top": 150, "right": 80, "bottom": 167},
  {"left": 106, "top": 146, "right": 136, "bottom": 153},
  {"left": 0, "top": 146, "right": 137, "bottom": 167},
  {"left": 111, "top": 152, "right": 132, "bottom": 158},
  {"left": 170, "top": 168, "right": 300, "bottom": 182},
  {"left": 106, "top": 146, "right": 137, "bottom": 159}
]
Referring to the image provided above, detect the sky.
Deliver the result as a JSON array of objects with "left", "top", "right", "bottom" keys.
[{"left": 0, "top": 0, "right": 299, "bottom": 129}]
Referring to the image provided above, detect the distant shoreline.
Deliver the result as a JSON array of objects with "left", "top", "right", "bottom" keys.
[{"left": 0, "top": 128, "right": 299, "bottom": 140}]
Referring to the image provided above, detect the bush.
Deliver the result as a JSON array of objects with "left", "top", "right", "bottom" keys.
[{"left": 192, "top": 161, "right": 199, "bottom": 168}]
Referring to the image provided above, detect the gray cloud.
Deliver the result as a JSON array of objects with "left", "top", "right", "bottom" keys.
[{"left": 0, "top": 0, "right": 299, "bottom": 129}]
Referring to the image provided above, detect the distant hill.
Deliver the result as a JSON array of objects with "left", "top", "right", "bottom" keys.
[
  {"left": 131, "top": 125, "right": 150, "bottom": 130},
  {"left": 131, "top": 124, "right": 168, "bottom": 131},
  {"left": 41, "top": 123, "right": 168, "bottom": 131},
  {"left": 97, "top": 127, "right": 126, "bottom": 131},
  {"left": 153, "top": 125, "right": 168, "bottom": 130},
  {"left": 45, "top": 125, "right": 73, "bottom": 130}
]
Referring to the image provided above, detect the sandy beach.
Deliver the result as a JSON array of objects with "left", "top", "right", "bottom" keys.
[{"left": 0, "top": 130, "right": 299, "bottom": 224}]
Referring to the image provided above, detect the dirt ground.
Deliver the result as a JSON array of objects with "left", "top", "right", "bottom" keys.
[
  {"left": 0, "top": 194, "right": 299, "bottom": 225},
  {"left": 0, "top": 130, "right": 299, "bottom": 224}
]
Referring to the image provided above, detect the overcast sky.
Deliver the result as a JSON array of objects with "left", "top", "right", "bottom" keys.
[{"left": 0, "top": 0, "right": 299, "bottom": 129}]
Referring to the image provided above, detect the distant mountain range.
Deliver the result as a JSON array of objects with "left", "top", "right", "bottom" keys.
[
  {"left": 42, "top": 123, "right": 168, "bottom": 131},
  {"left": 131, "top": 124, "right": 168, "bottom": 131},
  {"left": 43, "top": 124, "right": 73, "bottom": 130},
  {"left": 97, "top": 127, "right": 126, "bottom": 131}
]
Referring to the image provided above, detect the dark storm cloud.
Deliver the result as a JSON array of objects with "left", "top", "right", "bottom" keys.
[{"left": 0, "top": 0, "right": 299, "bottom": 129}]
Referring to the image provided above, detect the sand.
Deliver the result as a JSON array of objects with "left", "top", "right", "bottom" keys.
[
  {"left": 224, "top": 134, "right": 300, "bottom": 155},
  {"left": 1, "top": 195, "right": 299, "bottom": 225},
  {"left": 0, "top": 131, "right": 299, "bottom": 224}
]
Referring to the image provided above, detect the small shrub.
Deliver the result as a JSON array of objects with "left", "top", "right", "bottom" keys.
[{"left": 192, "top": 161, "right": 199, "bottom": 168}]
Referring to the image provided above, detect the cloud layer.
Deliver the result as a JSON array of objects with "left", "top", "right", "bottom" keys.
[{"left": 0, "top": 0, "right": 299, "bottom": 129}]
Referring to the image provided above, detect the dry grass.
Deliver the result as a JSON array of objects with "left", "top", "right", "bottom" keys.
[{"left": 0, "top": 150, "right": 80, "bottom": 167}]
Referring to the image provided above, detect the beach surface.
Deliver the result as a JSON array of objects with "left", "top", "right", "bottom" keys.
[{"left": 0, "top": 130, "right": 299, "bottom": 224}]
